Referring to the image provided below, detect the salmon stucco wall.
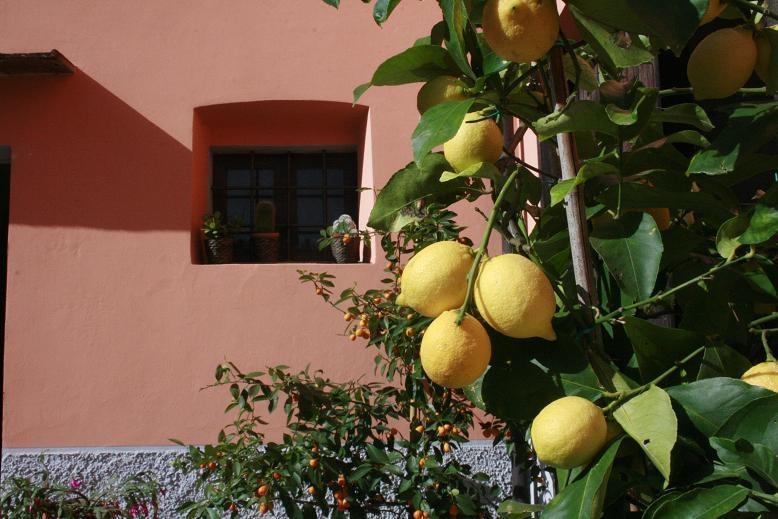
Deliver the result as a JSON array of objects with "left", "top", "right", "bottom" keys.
[{"left": 0, "top": 0, "right": 520, "bottom": 447}]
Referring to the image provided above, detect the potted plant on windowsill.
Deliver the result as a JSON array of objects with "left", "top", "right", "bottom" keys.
[
  {"left": 320, "top": 214, "right": 360, "bottom": 263},
  {"left": 202, "top": 211, "right": 237, "bottom": 264},
  {"left": 251, "top": 200, "right": 280, "bottom": 263}
]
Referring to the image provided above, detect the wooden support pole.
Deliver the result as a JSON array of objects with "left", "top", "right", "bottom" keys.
[{"left": 548, "top": 47, "right": 599, "bottom": 310}]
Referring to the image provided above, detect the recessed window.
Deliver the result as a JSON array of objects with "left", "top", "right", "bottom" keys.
[{"left": 212, "top": 150, "right": 359, "bottom": 262}]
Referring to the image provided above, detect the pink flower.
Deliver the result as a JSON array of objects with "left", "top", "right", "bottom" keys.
[
  {"left": 69, "top": 479, "right": 82, "bottom": 490},
  {"left": 129, "top": 504, "right": 140, "bottom": 517}
]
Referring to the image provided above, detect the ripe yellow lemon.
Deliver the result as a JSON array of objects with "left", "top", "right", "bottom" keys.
[
  {"left": 474, "top": 254, "right": 557, "bottom": 340},
  {"left": 417, "top": 76, "right": 469, "bottom": 114},
  {"left": 443, "top": 112, "right": 503, "bottom": 172},
  {"left": 531, "top": 396, "right": 608, "bottom": 469},
  {"left": 755, "top": 26, "right": 777, "bottom": 84},
  {"left": 700, "top": 0, "right": 727, "bottom": 25},
  {"left": 482, "top": 0, "right": 559, "bottom": 63},
  {"left": 420, "top": 310, "right": 491, "bottom": 388},
  {"left": 398, "top": 241, "right": 473, "bottom": 318},
  {"left": 687, "top": 27, "right": 757, "bottom": 100},
  {"left": 741, "top": 361, "right": 778, "bottom": 392}
]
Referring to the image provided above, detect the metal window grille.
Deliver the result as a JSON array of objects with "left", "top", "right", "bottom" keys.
[{"left": 212, "top": 150, "right": 359, "bottom": 262}]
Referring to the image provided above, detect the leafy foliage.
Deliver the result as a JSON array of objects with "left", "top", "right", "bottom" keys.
[
  {"left": 0, "top": 462, "right": 161, "bottom": 518},
  {"left": 179, "top": 0, "right": 778, "bottom": 516}
]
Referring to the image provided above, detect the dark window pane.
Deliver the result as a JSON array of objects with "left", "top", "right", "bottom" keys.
[
  {"left": 326, "top": 195, "right": 345, "bottom": 223},
  {"left": 292, "top": 154, "right": 324, "bottom": 188},
  {"left": 296, "top": 190, "right": 324, "bottom": 226},
  {"left": 227, "top": 168, "right": 252, "bottom": 187},
  {"left": 327, "top": 168, "right": 343, "bottom": 186},
  {"left": 258, "top": 169, "right": 274, "bottom": 188},
  {"left": 227, "top": 197, "right": 251, "bottom": 226}
]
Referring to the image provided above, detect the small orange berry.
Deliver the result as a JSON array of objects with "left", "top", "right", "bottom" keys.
[
  {"left": 308, "top": 486, "right": 316, "bottom": 495},
  {"left": 383, "top": 291, "right": 393, "bottom": 299},
  {"left": 419, "top": 457, "right": 426, "bottom": 468},
  {"left": 207, "top": 461, "right": 217, "bottom": 471},
  {"left": 415, "top": 425, "right": 425, "bottom": 434},
  {"left": 311, "top": 446, "right": 319, "bottom": 453},
  {"left": 423, "top": 512, "right": 430, "bottom": 519},
  {"left": 349, "top": 334, "right": 357, "bottom": 341},
  {"left": 452, "top": 427, "right": 461, "bottom": 435},
  {"left": 406, "top": 313, "right": 415, "bottom": 320},
  {"left": 228, "top": 503, "right": 237, "bottom": 512},
  {"left": 272, "top": 472, "right": 281, "bottom": 480},
  {"left": 315, "top": 287, "right": 324, "bottom": 296},
  {"left": 385, "top": 261, "right": 394, "bottom": 270},
  {"left": 309, "top": 458, "right": 319, "bottom": 469},
  {"left": 334, "top": 490, "right": 344, "bottom": 500},
  {"left": 259, "top": 503, "right": 269, "bottom": 514},
  {"left": 257, "top": 484, "right": 269, "bottom": 497},
  {"left": 405, "top": 327, "right": 415, "bottom": 337},
  {"left": 199, "top": 463, "right": 206, "bottom": 469},
  {"left": 338, "top": 474, "right": 347, "bottom": 488},
  {"left": 414, "top": 511, "right": 424, "bottom": 519},
  {"left": 444, "top": 424, "right": 453, "bottom": 432},
  {"left": 449, "top": 504, "right": 459, "bottom": 517},
  {"left": 437, "top": 426, "right": 446, "bottom": 437},
  {"left": 344, "top": 313, "right": 354, "bottom": 321},
  {"left": 443, "top": 442, "right": 451, "bottom": 453}
]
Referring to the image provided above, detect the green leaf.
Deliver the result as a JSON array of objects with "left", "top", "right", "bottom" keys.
[
  {"left": 411, "top": 98, "right": 476, "bottom": 164},
  {"left": 542, "top": 438, "right": 624, "bottom": 519},
  {"left": 710, "top": 437, "right": 778, "bottom": 487},
  {"left": 353, "top": 82, "right": 372, "bottom": 104},
  {"left": 367, "top": 154, "right": 467, "bottom": 231},
  {"left": 650, "top": 103, "right": 714, "bottom": 131},
  {"left": 641, "top": 484, "right": 749, "bottom": 519},
  {"left": 534, "top": 100, "right": 619, "bottom": 141},
  {"left": 440, "top": 0, "right": 475, "bottom": 79},
  {"left": 596, "top": 183, "right": 731, "bottom": 223},
  {"left": 497, "top": 500, "right": 543, "bottom": 518},
  {"left": 715, "top": 214, "right": 750, "bottom": 259},
  {"left": 569, "top": 6, "right": 654, "bottom": 76},
  {"left": 550, "top": 161, "right": 619, "bottom": 207},
  {"left": 718, "top": 394, "right": 778, "bottom": 452},
  {"left": 590, "top": 212, "right": 664, "bottom": 302},
  {"left": 697, "top": 343, "right": 752, "bottom": 380},
  {"left": 439, "top": 161, "right": 499, "bottom": 182},
  {"left": 478, "top": 363, "right": 563, "bottom": 423},
  {"left": 667, "top": 377, "right": 776, "bottom": 437},
  {"left": 373, "top": 0, "right": 402, "bottom": 25},
  {"left": 688, "top": 102, "right": 778, "bottom": 176},
  {"left": 740, "top": 191, "right": 778, "bottom": 245},
  {"left": 321, "top": 0, "right": 339, "bottom": 7},
  {"left": 623, "top": 0, "right": 706, "bottom": 53},
  {"left": 613, "top": 385, "right": 677, "bottom": 481},
  {"left": 623, "top": 317, "right": 703, "bottom": 382},
  {"left": 760, "top": 25, "right": 778, "bottom": 94},
  {"left": 371, "top": 45, "right": 461, "bottom": 86}
]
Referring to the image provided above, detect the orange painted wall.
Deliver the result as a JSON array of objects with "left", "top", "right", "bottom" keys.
[{"left": 0, "top": 1, "right": 518, "bottom": 447}]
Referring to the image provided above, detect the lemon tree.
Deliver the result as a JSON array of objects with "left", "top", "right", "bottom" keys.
[{"left": 177, "top": 0, "right": 778, "bottom": 517}]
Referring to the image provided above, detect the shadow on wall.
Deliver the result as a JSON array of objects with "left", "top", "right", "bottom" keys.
[{"left": 0, "top": 68, "right": 191, "bottom": 231}]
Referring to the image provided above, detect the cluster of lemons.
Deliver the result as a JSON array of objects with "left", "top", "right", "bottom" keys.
[
  {"left": 688, "top": 0, "right": 776, "bottom": 99},
  {"left": 402, "top": 0, "right": 778, "bottom": 472}
]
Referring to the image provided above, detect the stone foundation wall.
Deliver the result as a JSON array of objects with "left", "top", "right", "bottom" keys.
[{"left": 2, "top": 443, "right": 512, "bottom": 518}]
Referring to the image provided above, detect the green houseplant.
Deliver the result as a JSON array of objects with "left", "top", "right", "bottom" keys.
[
  {"left": 251, "top": 200, "right": 280, "bottom": 263},
  {"left": 201, "top": 212, "right": 237, "bottom": 264}
]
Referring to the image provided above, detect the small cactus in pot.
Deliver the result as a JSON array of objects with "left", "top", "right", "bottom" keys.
[{"left": 252, "top": 200, "right": 280, "bottom": 262}]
